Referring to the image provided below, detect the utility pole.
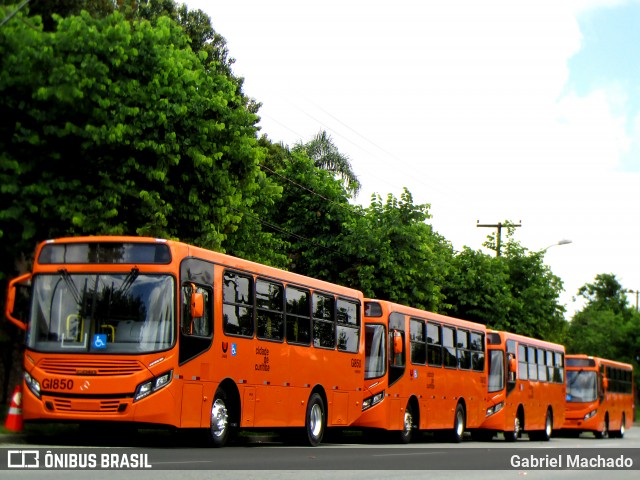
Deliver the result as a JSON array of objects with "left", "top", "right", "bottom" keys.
[{"left": 477, "top": 221, "right": 522, "bottom": 257}]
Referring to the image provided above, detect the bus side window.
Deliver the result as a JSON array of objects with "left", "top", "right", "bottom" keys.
[
  {"left": 312, "top": 292, "right": 335, "bottom": 348},
  {"left": 427, "top": 322, "right": 442, "bottom": 367},
  {"left": 181, "top": 283, "right": 212, "bottom": 337}
]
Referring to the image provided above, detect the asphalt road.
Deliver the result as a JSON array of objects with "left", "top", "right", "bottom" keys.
[{"left": 1, "top": 425, "right": 639, "bottom": 480}]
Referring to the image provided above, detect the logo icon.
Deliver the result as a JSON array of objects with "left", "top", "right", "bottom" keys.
[
  {"left": 92, "top": 334, "right": 107, "bottom": 350},
  {"left": 231, "top": 343, "right": 237, "bottom": 356},
  {"left": 222, "top": 342, "right": 228, "bottom": 353},
  {"left": 7, "top": 450, "right": 40, "bottom": 468}
]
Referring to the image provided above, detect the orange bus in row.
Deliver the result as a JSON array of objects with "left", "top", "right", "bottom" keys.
[
  {"left": 561, "top": 354, "right": 634, "bottom": 438},
  {"left": 354, "top": 299, "right": 488, "bottom": 443},
  {"left": 478, "top": 330, "right": 566, "bottom": 441},
  {"left": 5, "top": 236, "right": 365, "bottom": 446}
]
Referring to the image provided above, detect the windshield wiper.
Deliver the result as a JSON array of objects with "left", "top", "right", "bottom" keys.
[{"left": 58, "top": 269, "right": 81, "bottom": 305}]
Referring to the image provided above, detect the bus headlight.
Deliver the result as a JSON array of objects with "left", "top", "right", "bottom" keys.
[
  {"left": 583, "top": 409, "right": 597, "bottom": 420},
  {"left": 486, "top": 402, "right": 504, "bottom": 417},
  {"left": 24, "top": 371, "right": 41, "bottom": 399},
  {"left": 362, "top": 391, "right": 385, "bottom": 411},
  {"left": 134, "top": 370, "right": 173, "bottom": 402}
]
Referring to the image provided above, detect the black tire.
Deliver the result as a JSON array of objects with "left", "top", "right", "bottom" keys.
[
  {"left": 449, "top": 403, "right": 465, "bottom": 443},
  {"left": 504, "top": 413, "right": 521, "bottom": 442},
  {"left": 534, "top": 409, "right": 552, "bottom": 442},
  {"left": 610, "top": 414, "right": 626, "bottom": 439},
  {"left": 397, "top": 403, "right": 414, "bottom": 444},
  {"left": 208, "top": 390, "right": 232, "bottom": 447},
  {"left": 594, "top": 414, "right": 609, "bottom": 439},
  {"left": 304, "top": 393, "right": 326, "bottom": 447}
]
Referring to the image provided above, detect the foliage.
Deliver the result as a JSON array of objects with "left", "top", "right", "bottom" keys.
[
  {"left": 292, "top": 130, "right": 361, "bottom": 195},
  {"left": 443, "top": 224, "right": 567, "bottom": 342},
  {"left": 339, "top": 189, "right": 453, "bottom": 312},
  {"left": 0, "top": 8, "right": 275, "bottom": 281}
]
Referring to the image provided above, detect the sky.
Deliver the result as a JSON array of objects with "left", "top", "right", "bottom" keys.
[{"left": 185, "top": 0, "right": 640, "bottom": 319}]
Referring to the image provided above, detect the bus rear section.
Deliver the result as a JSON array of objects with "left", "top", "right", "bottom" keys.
[
  {"left": 5, "top": 236, "right": 366, "bottom": 447},
  {"left": 354, "top": 299, "right": 487, "bottom": 443},
  {"left": 561, "top": 354, "right": 634, "bottom": 438},
  {"left": 478, "top": 330, "right": 566, "bottom": 441}
]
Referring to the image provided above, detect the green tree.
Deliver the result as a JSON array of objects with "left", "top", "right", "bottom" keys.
[
  {"left": 292, "top": 130, "right": 361, "bottom": 196},
  {"left": 0, "top": 10, "right": 273, "bottom": 272},
  {"left": 442, "top": 223, "right": 567, "bottom": 342},
  {"left": 339, "top": 189, "right": 453, "bottom": 311}
]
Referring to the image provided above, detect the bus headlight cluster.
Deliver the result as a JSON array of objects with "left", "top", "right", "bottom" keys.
[
  {"left": 362, "top": 391, "right": 385, "bottom": 411},
  {"left": 24, "top": 371, "right": 41, "bottom": 399},
  {"left": 486, "top": 402, "right": 504, "bottom": 417},
  {"left": 583, "top": 409, "right": 597, "bottom": 420},
  {"left": 134, "top": 370, "right": 173, "bottom": 402}
]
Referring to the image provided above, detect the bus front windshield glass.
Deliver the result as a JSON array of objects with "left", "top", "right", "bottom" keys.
[
  {"left": 566, "top": 370, "right": 598, "bottom": 402},
  {"left": 27, "top": 272, "right": 175, "bottom": 354}
]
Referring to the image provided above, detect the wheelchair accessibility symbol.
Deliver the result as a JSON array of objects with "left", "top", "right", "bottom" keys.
[{"left": 93, "top": 334, "right": 107, "bottom": 349}]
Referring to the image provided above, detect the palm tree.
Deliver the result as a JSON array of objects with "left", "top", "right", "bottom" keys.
[{"left": 293, "top": 130, "right": 361, "bottom": 196}]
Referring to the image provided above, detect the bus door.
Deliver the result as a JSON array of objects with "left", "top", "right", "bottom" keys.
[
  {"left": 387, "top": 313, "right": 406, "bottom": 431},
  {"left": 178, "top": 260, "right": 215, "bottom": 428}
]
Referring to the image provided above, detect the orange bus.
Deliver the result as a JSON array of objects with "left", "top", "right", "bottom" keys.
[
  {"left": 354, "top": 299, "right": 488, "bottom": 443},
  {"left": 561, "top": 354, "right": 634, "bottom": 438},
  {"left": 5, "top": 236, "right": 365, "bottom": 446},
  {"left": 478, "top": 329, "right": 566, "bottom": 441}
]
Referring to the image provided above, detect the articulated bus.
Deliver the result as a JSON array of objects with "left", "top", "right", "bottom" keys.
[
  {"left": 478, "top": 330, "right": 566, "bottom": 441},
  {"left": 354, "top": 299, "right": 487, "bottom": 443},
  {"left": 561, "top": 354, "right": 634, "bottom": 438},
  {"left": 5, "top": 236, "right": 365, "bottom": 446}
]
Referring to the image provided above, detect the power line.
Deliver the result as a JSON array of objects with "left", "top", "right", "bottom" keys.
[
  {"left": 258, "top": 163, "right": 366, "bottom": 218},
  {"left": 229, "top": 207, "right": 339, "bottom": 255}
]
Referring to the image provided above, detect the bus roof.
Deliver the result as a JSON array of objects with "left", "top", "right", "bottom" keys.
[
  {"left": 364, "top": 298, "right": 486, "bottom": 332},
  {"left": 566, "top": 354, "right": 633, "bottom": 371},
  {"left": 34, "top": 236, "right": 363, "bottom": 299},
  {"left": 487, "top": 329, "right": 565, "bottom": 352}
]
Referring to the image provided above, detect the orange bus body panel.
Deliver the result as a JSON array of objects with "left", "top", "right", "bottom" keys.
[
  {"left": 561, "top": 354, "right": 634, "bottom": 437},
  {"left": 13, "top": 236, "right": 365, "bottom": 437}
]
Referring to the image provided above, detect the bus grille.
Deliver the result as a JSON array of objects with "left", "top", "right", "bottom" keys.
[
  {"left": 39, "top": 359, "right": 144, "bottom": 376},
  {"left": 52, "top": 398, "right": 123, "bottom": 413}
]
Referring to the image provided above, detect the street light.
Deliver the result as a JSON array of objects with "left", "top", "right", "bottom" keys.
[{"left": 542, "top": 239, "right": 573, "bottom": 252}]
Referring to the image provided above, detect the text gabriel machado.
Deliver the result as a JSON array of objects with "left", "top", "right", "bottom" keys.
[{"left": 511, "top": 454, "right": 634, "bottom": 469}]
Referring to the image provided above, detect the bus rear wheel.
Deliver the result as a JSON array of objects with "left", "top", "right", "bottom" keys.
[{"left": 305, "top": 393, "right": 326, "bottom": 447}]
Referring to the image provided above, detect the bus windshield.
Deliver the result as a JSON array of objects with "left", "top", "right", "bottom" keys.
[
  {"left": 27, "top": 272, "right": 175, "bottom": 354},
  {"left": 566, "top": 370, "right": 597, "bottom": 403}
]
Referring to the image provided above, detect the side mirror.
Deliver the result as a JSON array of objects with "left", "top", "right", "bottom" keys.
[
  {"left": 602, "top": 376, "right": 609, "bottom": 391},
  {"left": 508, "top": 355, "right": 517, "bottom": 373},
  {"left": 6, "top": 273, "right": 31, "bottom": 330},
  {"left": 392, "top": 330, "right": 403, "bottom": 355},
  {"left": 190, "top": 292, "right": 204, "bottom": 318}
]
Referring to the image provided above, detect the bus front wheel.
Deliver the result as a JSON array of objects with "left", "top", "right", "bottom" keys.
[
  {"left": 448, "top": 404, "right": 465, "bottom": 443},
  {"left": 209, "top": 390, "right": 232, "bottom": 447},
  {"left": 504, "top": 413, "right": 521, "bottom": 442},
  {"left": 398, "top": 403, "right": 414, "bottom": 444},
  {"left": 305, "top": 393, "right": 326, "bottom": 447}
]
